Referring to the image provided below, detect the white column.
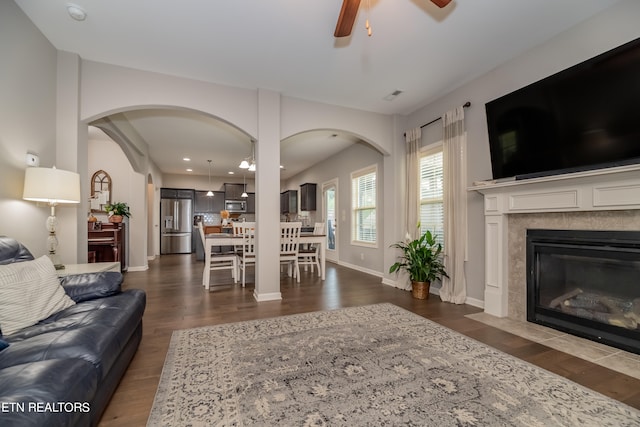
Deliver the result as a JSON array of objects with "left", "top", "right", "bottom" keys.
[
  {"left": 254, "top": 89, "right": 282, "bottom": 301},
  {"left": 56, "top": 51, "right": 86, "bottom": 264},
  {"left": 484, "top": 213, "right": 508, "bottom": 316}
]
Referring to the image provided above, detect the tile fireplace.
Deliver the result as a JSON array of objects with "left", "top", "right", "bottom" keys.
[
  {"left": 472, "top": 163, "right": 640, "bottom": 328},
  {"left": 526, "top": 228, "right": 640, "bottom": 354}
]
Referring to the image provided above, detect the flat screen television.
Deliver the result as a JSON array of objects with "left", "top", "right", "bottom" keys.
[{"left": 485, "top": 37, "right": 640, "bottom": 180}]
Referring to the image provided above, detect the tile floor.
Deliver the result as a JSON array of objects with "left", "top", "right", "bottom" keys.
[{"left": 466, "top": 312, "right": 640, "bottom": 380}]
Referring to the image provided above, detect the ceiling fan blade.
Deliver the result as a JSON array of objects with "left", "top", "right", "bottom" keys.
[
  {"left": 334, "top": 0, "right": 361, "bottom": 37},
  {"left": 430, "top": 0, "right": 452, "bottom": 7}
]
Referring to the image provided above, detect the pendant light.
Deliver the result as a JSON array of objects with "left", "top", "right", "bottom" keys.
[
  {"left": 241, "top": 174, "right": 248, "bottom": 198},
  {"left": 239, "top": 140, "right": 252, "bottom": 169},
  {"left": 206, "top": 160, "right": 214, "bottom": 197},
  {"left": 248, "top": 141, "right": 256, "bottom": 172}
]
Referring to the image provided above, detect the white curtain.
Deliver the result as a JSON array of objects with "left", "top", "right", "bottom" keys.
[
  {"left": 440, "top": 107, "right": 467, "bottom": 304},
  {"left": 405, "top": 128, "right": 421, "bottom": 240}
]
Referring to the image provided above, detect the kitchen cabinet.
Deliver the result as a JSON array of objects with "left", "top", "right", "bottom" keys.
[
  {"left": 300, "top": 183, "right": 317, "bottom": 211},
  {"left": 224, "top": 183, "right": 245, "bottom": 200},
  {"left": 280, "top": 190, "right": 297, "bottom": 214},
  {"left": 161, "top": 188, "right": 194, "bottom": 199},
  {"left": 195, "top": 191, "right": 225, "bottom": 212},
  {"left": 246, "top": 193, "right": 256, "bottom": 213}
]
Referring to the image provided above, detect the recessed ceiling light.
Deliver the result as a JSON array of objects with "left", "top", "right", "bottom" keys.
[
  {"left": 228, "top": 171, "right": 234, "bottom": 175},
  {"left": 183, "top": 157, "right": 191, "bottom": 162},
  {"left": 186, "top": 168, "right": 193, "bottom": 172},
  {"left": 66, "top": 3, "right": 87, "bottom": 21}
]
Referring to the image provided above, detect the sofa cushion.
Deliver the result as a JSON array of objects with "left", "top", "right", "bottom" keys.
[
  {"left": 0, "top": 236, "right": 35, "bottom": 265},
  {"left": 0, "top": 359, "right": 97, "bottom": 427},
  {"left": 1, "top": 290, "right": 146, "bottom": 380},
  {"left": 0, "top": 256, "right": 75, "bottom": 335},
  {"left": 60, "top": 271, "right": 123, "bottom": 302}
]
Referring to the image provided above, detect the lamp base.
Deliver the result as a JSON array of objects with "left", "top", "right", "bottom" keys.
[{"left": 47, "top": 252, "right": 64, "bottom": 270}]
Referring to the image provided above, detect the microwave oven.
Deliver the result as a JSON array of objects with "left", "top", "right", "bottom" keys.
[{"left": 225, "top": 200, "right": 246, "bottom": 213}]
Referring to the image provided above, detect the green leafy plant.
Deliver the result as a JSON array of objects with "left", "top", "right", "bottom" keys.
[
  {"left": 389, "top": 225, "right": 448, "bottom": 283},
  {"left": 104, "top": 202, "right": 131, "bottom": 218}
]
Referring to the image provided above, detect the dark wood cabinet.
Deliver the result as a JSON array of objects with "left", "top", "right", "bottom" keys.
[
  {"left": 161, "top": 188, "right": 194, "bottom": 199},
  {"left": 195, "top": 190, "right": 224, "bottom": 212},
  {"left": 224, "top": 183, "right": 245, "bottom": 200},
  {"left": 246, "top": 193, "right": 256, "bottom": 213},
  {"left": 300, "top": 183, "right": 317, "bottom": 211},
  {"left": 280, "top": 190, "right": 298, "bottom": 214}
]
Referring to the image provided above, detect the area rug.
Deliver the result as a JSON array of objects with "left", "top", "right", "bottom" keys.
[{"left": 148, "top": 303, "right": 640, "bottom": 426}]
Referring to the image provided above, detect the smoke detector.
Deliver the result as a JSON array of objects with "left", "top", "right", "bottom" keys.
[{"left": 67, "top": 4, "right": 87, "bottom": 21}]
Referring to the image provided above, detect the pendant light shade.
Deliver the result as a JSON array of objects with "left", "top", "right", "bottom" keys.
[
  {"left": 241, "top": 174, "right": 248, "bottom": 198},
  {"left": 206, "top": 160, "right": 214, "bottom": 197}
]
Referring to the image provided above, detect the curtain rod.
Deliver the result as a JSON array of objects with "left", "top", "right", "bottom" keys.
[{"left": 404, "top": 101, "right": 471, "bottom": 137}]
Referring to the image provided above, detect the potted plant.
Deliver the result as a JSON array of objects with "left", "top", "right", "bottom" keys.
[
  {"left": 389, "top": 225, "right": 448, "bottom": 299},
  {"left": 104, "top": 202, "right": 131, "bottom": 223}
]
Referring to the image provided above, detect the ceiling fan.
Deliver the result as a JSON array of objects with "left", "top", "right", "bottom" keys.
[{"left": 334, "top": 0, "right": 452, "bottom": 37}]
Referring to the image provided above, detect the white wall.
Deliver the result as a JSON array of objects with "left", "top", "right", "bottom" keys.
[
  {"left": 284, "top": 142, "right": 385, "bottom": 274},
  {"left": 88, "top": 138, "right": 147, "bottom": 269},
  {"left": 406, "top": 0, "right": 640, "bottom": 302},
  {"left": 0, "top": 1, "right": 59, "bottom": 258}
]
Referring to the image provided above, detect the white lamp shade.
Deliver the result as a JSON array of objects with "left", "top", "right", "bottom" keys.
[{"left": 23, "top": 167, "right": 81, "bottom": 204}]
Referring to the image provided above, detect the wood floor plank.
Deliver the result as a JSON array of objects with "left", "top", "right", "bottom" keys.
[{"left": 97, "top": 254, "right": 640, "bottom": 426}]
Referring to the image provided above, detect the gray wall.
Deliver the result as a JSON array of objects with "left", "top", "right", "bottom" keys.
[
  {"left": 406, "top": 0, "right": 640, "bottom": 303},
  {"left": 0, "top": 1, "right": 59, "bottom": 256},
  {"left": 284, "top": 142, "right": 385, "bottom": 274}
]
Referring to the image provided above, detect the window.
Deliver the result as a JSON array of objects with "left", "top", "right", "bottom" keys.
[
  {"left": 419, "top": 145, "right": 444, "bottom": 245},
  {"left": 351, "top": 165, "right": 377, "bottom": 246}
]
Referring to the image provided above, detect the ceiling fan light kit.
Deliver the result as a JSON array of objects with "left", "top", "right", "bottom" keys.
[{"left": 334, "top": 0, "right": 452, "bottom": 38}]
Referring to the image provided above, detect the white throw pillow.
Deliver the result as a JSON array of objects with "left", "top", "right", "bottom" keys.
[{"left": 0, "top": 255, "right": 75, "bottom": 336}]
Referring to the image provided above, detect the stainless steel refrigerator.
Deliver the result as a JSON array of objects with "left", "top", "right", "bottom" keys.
[{"left": 160, "top": 198, "right": 193, "bottom": 254}]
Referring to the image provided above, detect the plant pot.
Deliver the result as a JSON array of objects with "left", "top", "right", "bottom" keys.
[
  {"left": 109, "top": 215, "right": 123, "bottom": 223},
  {"left": 411, "top": 281, "right": 430, "bottom": 300}
]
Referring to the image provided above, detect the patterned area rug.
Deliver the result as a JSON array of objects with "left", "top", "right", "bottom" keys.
[{"left": 148, "top": 303, "right": 640, "bottom": 426}]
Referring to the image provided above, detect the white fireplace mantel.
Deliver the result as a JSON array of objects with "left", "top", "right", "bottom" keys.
[{"left": 470, "top": 163, "right": 640, "bottom": 317}]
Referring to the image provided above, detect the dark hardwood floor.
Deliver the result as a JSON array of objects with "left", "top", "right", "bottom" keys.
[{"left": 98, "top": 254, "right": 640, "bottom": 426}]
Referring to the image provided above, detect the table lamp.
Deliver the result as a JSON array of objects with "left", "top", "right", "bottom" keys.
[{"left": 23, "top": 166, "right": 81, "bottom": 269}]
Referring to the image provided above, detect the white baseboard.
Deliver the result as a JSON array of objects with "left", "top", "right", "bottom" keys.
[
  {"left": 465, "top": 296, "right": 484, "bottom": 309},
  {"left": 254, "top": 291, "right": 282, "bottom": 302},
  {"left": 337, "top": 260, "right": 383, "bottom": 278},
  {"left": 381, "top": 277, "right": 484, "bottom": 307},
  {"left": 127, "top": 265, "right": 149, "bottom": 272},
  {"left": 147, "top": 255, "right": 156, "bottom": 261}
]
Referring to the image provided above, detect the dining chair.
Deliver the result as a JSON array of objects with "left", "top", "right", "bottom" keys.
[
  {"left": 198, "top": 222, "right": 237, "bottom": 289},
  {"left": 280, "top": 222, "right": 302, "bottom": 282},
  {"left": 233, "top": 221, "right": 254, "bottom": 256},
  {"left": 298, "top": 222, "right": 324, "bottom": 276},
  {"left": 238, "top": 222, "right": 256, "bottom": 287}
]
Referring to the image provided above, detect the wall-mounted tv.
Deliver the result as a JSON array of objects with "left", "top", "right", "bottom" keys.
[{"left": 485, "top": 37, "right": 640, "bottom": 181}]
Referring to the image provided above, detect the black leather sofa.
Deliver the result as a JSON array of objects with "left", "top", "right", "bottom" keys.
[{"left": 0, "top": 236, "right": 146, "bottom": 426}]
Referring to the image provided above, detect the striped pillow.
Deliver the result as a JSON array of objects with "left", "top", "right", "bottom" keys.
[{"left": 0, "top": 255, "right": 75, "bottom": 336}]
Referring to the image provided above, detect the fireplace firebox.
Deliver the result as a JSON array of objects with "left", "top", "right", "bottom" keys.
[{"left": 527, "top": 229, "right": 640, "bottom": 354}]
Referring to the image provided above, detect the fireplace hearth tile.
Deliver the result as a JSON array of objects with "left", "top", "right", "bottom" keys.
[
  {"left": 544, "top": 335, "right": 617, "bottom": 361},
  {"left": 598, "top": 353, "right": 640, "bottom": 379},
  {"left": 466, "top": 312, "right": 640, "bottom": 380}
]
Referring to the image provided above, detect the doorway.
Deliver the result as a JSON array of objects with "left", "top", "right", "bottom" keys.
[{"left": 323, "top": 179, "right": 338, "bottom": 262}]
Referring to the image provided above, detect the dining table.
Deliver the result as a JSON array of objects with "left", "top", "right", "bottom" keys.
[{"left": 204, "top": 232, "right": 327, "bottom": 280}]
